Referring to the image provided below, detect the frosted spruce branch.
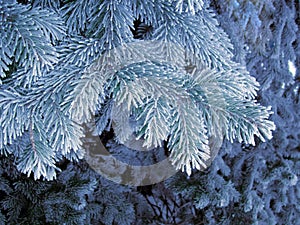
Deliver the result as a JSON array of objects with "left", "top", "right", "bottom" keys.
[{"left": 0, "top": 0, "right": 275, "bottom": 179}]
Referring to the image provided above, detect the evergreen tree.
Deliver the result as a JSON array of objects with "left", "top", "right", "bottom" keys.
[{"left": 0, "top": 0, "right": 298, "bottom": 224}]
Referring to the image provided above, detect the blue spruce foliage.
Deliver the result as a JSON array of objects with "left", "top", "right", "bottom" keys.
[{"left": 0, "top": 0, "right": 298, "bottom": 224}]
